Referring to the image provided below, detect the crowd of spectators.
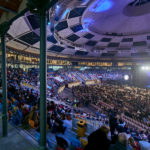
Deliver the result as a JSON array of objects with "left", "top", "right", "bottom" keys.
[
  {"left": 72, "top": 84, "right": 150, "bottom": 149},
  {"left": 72, "top": 84, "right": 150, "bottom": 127},
  {"left": 0, "top": 67, "right": 150, "bottom": 149}
]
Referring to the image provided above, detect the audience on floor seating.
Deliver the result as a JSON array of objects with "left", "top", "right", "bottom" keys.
[
  {"left": 72, "top": 84, "right": 150, "bottom": 127},
  {"left": 0, "top": 67, "right": 150, "bottom": 150},
  {"left": 71, "top": 84, "right": 150, "bottom": 149}
]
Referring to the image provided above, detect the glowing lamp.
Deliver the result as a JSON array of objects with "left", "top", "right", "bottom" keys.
[{"left": 124, "top": 75, "right": 129, "bottom": 81}]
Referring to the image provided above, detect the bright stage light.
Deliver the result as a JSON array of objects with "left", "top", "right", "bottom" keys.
[
  {"left": 56, "top": 5, "right": 60, "bottom": 9},
  {"left": 47, "top": 21, "right": 51, "bottom": 26},
  {"left": 82, "top": 18, "right": 94, "bottom": 32},
  {"left": 89, "top": 0, "right": 113, "bottom": 13},
  {"left": 60, "top": 9, "right": 70, "bottom": 20},
  {"left": 124, "top": 75, "right": 129, "bottom": 81},
  {"left": 141, "top": 66, "right": 150, "bottom": 70},
  {"left": 145, "top": 67, "right": 149, "bottom": 70}
]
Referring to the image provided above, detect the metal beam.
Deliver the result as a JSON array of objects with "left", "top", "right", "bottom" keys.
[
  {"left": 0, "top": 0, "right": 26, "bottom": 24},
  {"left": 0, "top": 5, "right": 17, "bottom": 14}
]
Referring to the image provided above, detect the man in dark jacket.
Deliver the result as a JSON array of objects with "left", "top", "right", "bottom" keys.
[
  {"left": 84, "top": 125, "right": 110, "bottom": 150},
  {"left": 109, "top": 111, "right": 118, "bottom": 135}
]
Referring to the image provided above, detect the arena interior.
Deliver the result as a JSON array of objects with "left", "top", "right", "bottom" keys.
[{"left": 0, "top": 0, "right": 150, "bottom": 150}]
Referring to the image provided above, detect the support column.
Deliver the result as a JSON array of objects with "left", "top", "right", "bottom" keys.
[
  {"left": 39, "top": 12, "right": 47, "bottom": 150},
  {"left": 1, "top": 33, "right": 7, "bottom": 137},
  {"left": 26, "top": 1, "right": 58, "bottom": 149},
  {"left": 0, "top": 21, "right": 10, "bottom": 137}
]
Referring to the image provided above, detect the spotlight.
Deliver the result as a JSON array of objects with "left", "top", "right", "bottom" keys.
[
  {"left": 124, "top": 75, "right": 129, "bottom": 81},
  {"left": 56, "top": 5, "right": 60, "bottom": 9},
  {"left": 89, "top": 0, "right": 113, "bottom": 13},
  {"left": 141, "top": 66, "right": 150, "bottom": 70},
  {"left": 145, "top": 66, "right": 149, "bottom": 70},
  {"left": 60, "top": 9, "right": 70, "bottom": 20},
  {"left": 47, "top": 22, "right": 51, "bottom": 25},
  {"left": 141, "top": 66, "right": 145, "bottom": 70}
]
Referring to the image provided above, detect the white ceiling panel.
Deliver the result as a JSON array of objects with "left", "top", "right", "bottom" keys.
[{"left": 8, "top": 17, "right": 30, "bottom": 38}]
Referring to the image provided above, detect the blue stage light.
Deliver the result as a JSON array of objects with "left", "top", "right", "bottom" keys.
[
  {"left": 82, "top": 18, "right": 94, "bottom": 32},
  {"left": 61, "top": 9, "right": 70, "bottom": 20},
  {"left": 47, "top": 22, "right": 51, "bottom": 25},
  {"left": 82, "top": 0, "right": 89, "bottom": 4},
  {"left": 89, "top": 0, "right": 113, "bottom": 13},
  {"left": 56, "top": 5, "right": 60, "bottom": 9}
]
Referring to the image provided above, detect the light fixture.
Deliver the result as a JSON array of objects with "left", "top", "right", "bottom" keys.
[
  {"left": 124, "top": 75, "right": 129, "bottom": 81},
  {"left": 47, "top": 22, "right": 51, "bottom": 25},
  {"left": 145, "top": 66, "right": 149, "bottom": 70},
  {"left": 89, "top": 0, "right": 113, "bottom": 13},
  {"left": 56, "top": 5, "right": 60, "bottom": 9}
]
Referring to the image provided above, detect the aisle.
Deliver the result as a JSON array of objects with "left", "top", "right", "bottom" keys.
[
  {"left": 0, "top": 115, "right": 39, "bottom": 150},
  {"left": 60, "top": 88, "right": 97, "bottom": 116}
]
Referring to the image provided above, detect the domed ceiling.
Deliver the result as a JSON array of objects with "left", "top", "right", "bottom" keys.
[{"left": 5, "top": 0, "right": 150, "bottom": 58}]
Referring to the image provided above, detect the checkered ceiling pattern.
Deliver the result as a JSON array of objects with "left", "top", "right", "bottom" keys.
[{"left": 5, "top": 0, "right": 150, "bottom": 58}]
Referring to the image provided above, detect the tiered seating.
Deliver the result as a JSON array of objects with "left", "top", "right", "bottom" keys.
[{"left": 1, "top": 67, "right": 149, "bottom": 149}]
